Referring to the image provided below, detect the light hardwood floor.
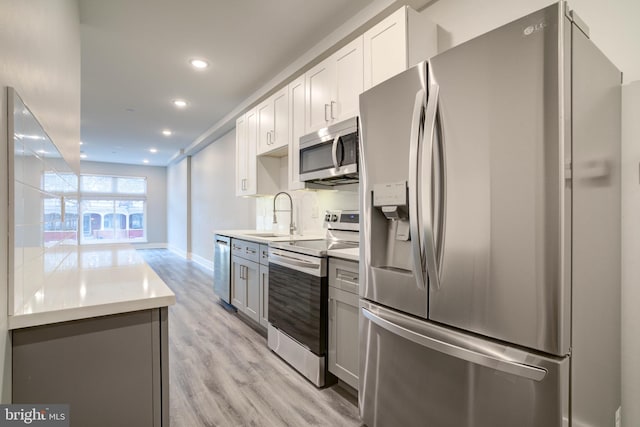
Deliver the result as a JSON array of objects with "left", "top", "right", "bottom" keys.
[{"left": 138, "top": 249, "right": 361, "bottom": 427}]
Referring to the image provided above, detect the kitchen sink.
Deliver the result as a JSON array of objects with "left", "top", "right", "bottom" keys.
[{"left": 244, "top": 232, "right": 284, "bottom": 238}]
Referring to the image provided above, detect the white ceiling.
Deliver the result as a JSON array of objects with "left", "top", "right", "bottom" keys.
[{"left": 79, "top": 0, "right": 378, "bottom": 166}]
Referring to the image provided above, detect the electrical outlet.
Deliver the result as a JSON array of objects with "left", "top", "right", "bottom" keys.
[{"left": 615, "top": 406, "right": 621, "bottom": 427}]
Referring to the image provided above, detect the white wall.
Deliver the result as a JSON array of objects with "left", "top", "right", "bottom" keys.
[
  {"left": 190, "top": 129, "right": 255, "bottom": 266},
  {"left": 621, "top": 81, "right": 640, "bottom": 427},
  {"left": 421, "top": 0, "right": 640, "bottom": 83},
  {"left": 167, "top": 157, "right": 190, "bottom": 257},
  {"left": 0, "top": 0, "right": 80, "bottom": 402},
  {"left": 80, "top": 161, "right": 168, "bottom": 246},
  {"left": 0, "top": 0, "right": 81, "bottom": 172}
]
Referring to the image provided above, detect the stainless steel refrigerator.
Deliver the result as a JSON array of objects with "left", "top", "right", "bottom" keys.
[{"left": 358, "top": 2, "right": 621, "bottom": 426}]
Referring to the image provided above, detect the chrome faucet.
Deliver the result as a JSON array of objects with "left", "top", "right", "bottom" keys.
[{"left": 273, "top": 191, "right": 296, "bottom": 235}]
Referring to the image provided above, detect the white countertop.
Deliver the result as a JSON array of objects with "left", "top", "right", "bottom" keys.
[
  {"left": 214, "top": 229, "right": 325, "bottom": 244},
  {"left": 9, "top": 244, "right": 176, "bottom": 330},
  {"left": 327, "top": 247, "right": 360, "bottom": 262}
]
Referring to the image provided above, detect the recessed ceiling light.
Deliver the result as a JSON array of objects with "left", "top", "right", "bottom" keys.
[
  {"left": 79, "top": 141, "right": 84, "bottom": 145},
  {"left": 143, "top": 159, "right": 149, "bottom": 164},
  {"left": 162, "top": 129, "right": 172, "bottom": 136},
  {"left": 80, "top": 154, "right": 87, "bottom": 159},
  {"left": 189, "top": 58, "right": 209, "bottom": 69},
  {"left": 149, "top": 148, "right": 158, "bottom": 153},
  {"left": 172, "top": 99, "right": 187, "bottom": 108}
]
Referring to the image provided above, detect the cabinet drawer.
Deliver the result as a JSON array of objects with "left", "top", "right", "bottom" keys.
[
  {"left": 231, "top": 239, "right": 260, "bottom": 263},
  {"left": 259, "top": 244, "right": 269, "bottom": 266},
  {"left": 328, "top": 258, "right": 359, "bottom": 294}
]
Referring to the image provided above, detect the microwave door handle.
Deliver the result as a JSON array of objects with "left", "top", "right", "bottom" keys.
[
  {"left": 331, "top": 133, "right": 341, "bottom": 169},
  {"left": 409, "top": 89, "right": 427, "bottom": 290}
]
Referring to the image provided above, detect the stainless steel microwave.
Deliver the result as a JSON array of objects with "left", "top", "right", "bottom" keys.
[{"left": 299, "top": 117, "right": 359, "bottom": 185}]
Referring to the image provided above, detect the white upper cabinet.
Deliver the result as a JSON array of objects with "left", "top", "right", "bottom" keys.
[
  {"left": 244, "top": 108, "right": 259, "bottom": 195},
  {"left": 257, "top": 86, "right": 289, "bottom": 156},
  {"left": 363, "top": 6, "right": 437, "bottom": 90},
  {"left": 306, "top": 58, "right": 334, "bottom": 132},
  {"left": 334, "top": 37, "right": 364, "bottom": 123},
  {"left": 235, "top": 108, "right": 280, "bottom": 197},
  {"left": 288, "top": 75, "right": 306, "bottom": 191},
  {"left": 235, "top": 114, "right": 249, "bottom": 197},
  {"left": 305, "top": 36, "right": 363, "bottom": 133}
]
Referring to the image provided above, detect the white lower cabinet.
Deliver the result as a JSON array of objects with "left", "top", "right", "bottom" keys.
[
  {"left": 231, "top": 240, "right": 269, "bottom": 328},
  {"left": 231, "top": 256, "right": 245, "bottom": 309},
  {"left": 328, "top": 258, "right": 360, "bottom": 389},
  {"left": 231, "top": 239, "right": 261, "bottom": 323},
  {"left": 231, "top": 254, "right": 259, "bottom": 323}
]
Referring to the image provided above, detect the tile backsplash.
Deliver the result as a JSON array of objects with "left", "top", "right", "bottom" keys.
[
  {"left": 256, "top": 187, "right": 359, "bottom": 235},
  {"left": 11, "top": 89, "right": 79, "bottom": 313}
]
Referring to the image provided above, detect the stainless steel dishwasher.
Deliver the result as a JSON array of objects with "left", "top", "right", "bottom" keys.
[{"left": 213, "top": 234, "right": 231, "bottom": 304}]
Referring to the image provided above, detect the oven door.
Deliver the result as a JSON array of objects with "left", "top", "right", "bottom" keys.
[{"left": 268, "top": 248, "right": 328, "bottom": 355}]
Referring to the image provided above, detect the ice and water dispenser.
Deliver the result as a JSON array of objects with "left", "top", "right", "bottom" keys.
[{"left": 370, "top": 181, "right": 413, "bottom": 273}]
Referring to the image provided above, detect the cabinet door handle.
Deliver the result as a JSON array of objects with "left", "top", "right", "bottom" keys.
[
  {"left": 324, "top": 103, "right": 330, "bottom": 122},
  {"left": 330, "top": 100, "right": 337, "bottom": 120},
  {"left": 246, "top": 248, "right": 256, "bottom": 254}
]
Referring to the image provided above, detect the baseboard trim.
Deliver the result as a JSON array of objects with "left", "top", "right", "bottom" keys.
[
  {"left": 133, "top": 242, "right": 168, "bottom": 249},
  {"left": 191, "top": 253, "right": 214, "bottom": 271},
  {"left": 167, "top": 245, "right": 188, "bottom": 259}
]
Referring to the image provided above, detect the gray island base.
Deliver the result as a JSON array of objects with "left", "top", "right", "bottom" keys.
[{"left": 12, "top": 307, "right": 169, "bottom": 427}]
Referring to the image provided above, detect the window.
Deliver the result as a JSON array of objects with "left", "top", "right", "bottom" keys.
[{"left": 79, "top": 174, "right": 147, "bottom": 244}]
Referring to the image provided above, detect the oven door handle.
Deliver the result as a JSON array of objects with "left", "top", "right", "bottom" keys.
[{"left": 269, "top": 252, "right": 321, "bottom": 270}]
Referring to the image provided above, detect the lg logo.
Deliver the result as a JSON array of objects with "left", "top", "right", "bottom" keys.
[{"left": 523, "top": 21, "right": 547, "bottom": 36}]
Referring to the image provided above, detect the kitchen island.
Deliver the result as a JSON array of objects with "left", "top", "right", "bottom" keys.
[{"left": 9, "top": 244, "right": 176, "bottom": 427}]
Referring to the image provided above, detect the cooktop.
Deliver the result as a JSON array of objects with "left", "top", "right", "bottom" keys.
[{"left": 269, "top": 239, "right": 358, "bottom": 257}]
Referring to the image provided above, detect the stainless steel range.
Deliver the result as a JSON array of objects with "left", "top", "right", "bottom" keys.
[{"left": 267, "top": 210, "right": 359, "bottom": 387}]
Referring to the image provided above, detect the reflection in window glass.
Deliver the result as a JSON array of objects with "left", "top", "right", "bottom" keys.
[
  {"left": 116, "top": 177, "right": 146, "bottom": 194},
  {"left": 129, "top": 213, "right": 143, "bottom": 229},
  {"left": 43, "top": 196, "right": 78, "bottom": 244},
  {"left": 81, "top": 175, "right": 113, "bottom": 193},
  {"left": 80, "top": 199, "right": 145, "bottom": 244}
]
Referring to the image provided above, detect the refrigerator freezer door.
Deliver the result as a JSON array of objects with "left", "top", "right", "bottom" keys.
[
  {"left": 359, "top": 301, "right": 570, "bottom": 427},
  {"left": 427, "top": 3, "right": 571, "bottom": 355},
  {"left": 359, "top": 62, "right": 430, "bottom": 318}
]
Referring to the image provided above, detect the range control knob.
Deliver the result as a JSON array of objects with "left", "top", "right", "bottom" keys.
[
  {"left": 324, "top": 213, "right": 331, "bottom": 222},
  {"left": 331, "top": 214, "right": 338, "bottom": 222}
]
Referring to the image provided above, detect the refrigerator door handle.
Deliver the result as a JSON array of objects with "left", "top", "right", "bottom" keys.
[
  {"left": 331, "top": 133, "right": 341, "bottom": 169},
  {"left": 408, "top": 89, "right": 427, "bottom": 290},
  {"left": 362, "top": 307, "right": 548, "bottom": 382},
  {"left": 422, "top": 82, "right": 441, "bottom": 290}
]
